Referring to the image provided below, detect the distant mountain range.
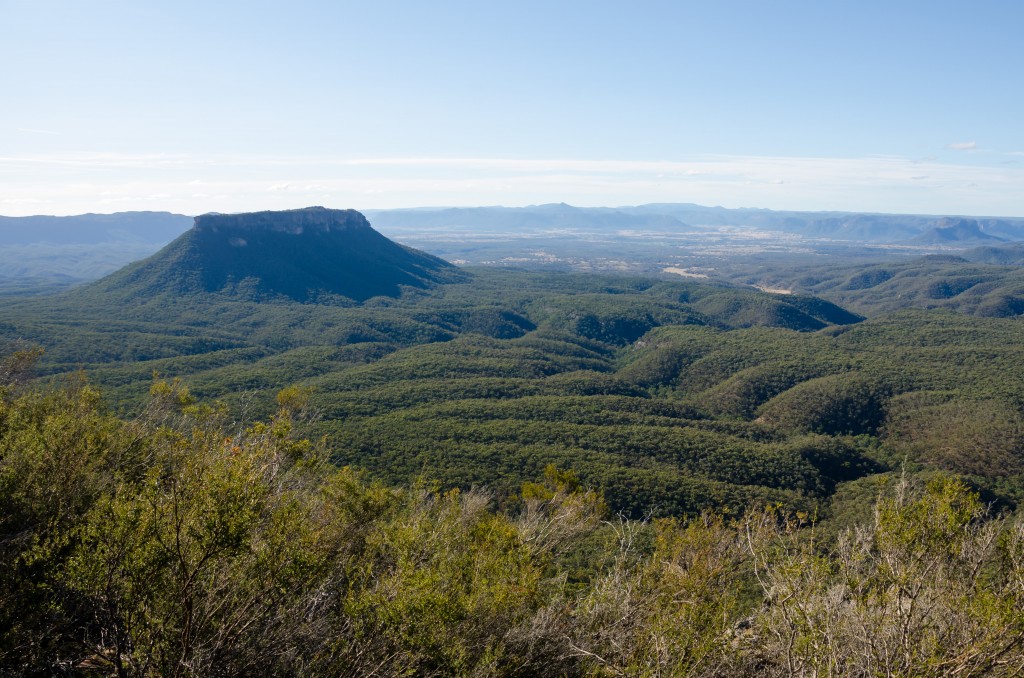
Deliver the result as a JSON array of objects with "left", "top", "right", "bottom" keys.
[
  {"left": 4, "top": 203, "right": 1023, "bottom": 249},
  {"left": 2, "top": 203, "right": 1024, "bottom": 289},
  {"left": 0, "top": 212, "right": 194, "bottom": 288},
  {"left": 365, "top": 202, "right": 697, "bottom": 233},
  {"left": 904, "top": 217, "right": 1007, "bottom": 246},
  {"left": 86, "top": 207, "right": 466, "bottom": 303},
  {"left": 614, "top": 204, "right": 1024, "bottom": 243},
  {"left": 0, "top": 211, "right": 192, "bottom": 246}
]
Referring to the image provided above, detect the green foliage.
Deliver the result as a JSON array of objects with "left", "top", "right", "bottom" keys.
[
  {"left": 4, "top": 369, "right": 1024, "bottom": 675},
  {"left": 740, "top": 252, "right": 1024, "bottom": 318},
  {"left": 0, "top": 345, "right": 44, "bottom": 391},
  {"left": 521, "top": 464, "right": 582, "bottom": 500},
  {"left": 567, "top": 515, "right": 754, "bottom": 676},
  {"left": 0, "top": 373, "right": 141, "bottom": 669},
  {"left": 0, "top": 373, "right": 611, "bottom": 674},
  {"left": 8, "top": 236, "right": 1024, "bottom": 674},
  {"left": 748, "top": 476, "right": 1024, "bottom": 676},
  {"left": 756, "top": 372, "right": 891, "bottom": 436},
  {"left": 10, "top": 269, "right": 1024, "bottom": 516},
  {"left": 697, "top": 361, "right": 826, "bottom": 418},
  {"left": 884, "top": 394, "right": 1024, "bottom": 480}
]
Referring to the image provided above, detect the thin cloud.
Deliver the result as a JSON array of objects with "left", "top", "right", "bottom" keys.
[
  {"left": 0, "top": 153, "right": 194, "bottom": 169},
  {"left": 3, "top": 152, "right": 1024, "bottom": 217},
  {"left": 16, "top": 127, "right": 61, "bottom": 135},
  {"left": 1, "top": 197, "right": 49, "bottom": 205},
  {"left": 947, "top": 141, "right": 977, "bottom": 151}
]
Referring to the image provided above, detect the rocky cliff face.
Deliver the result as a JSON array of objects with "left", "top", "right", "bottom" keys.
[{"left": 194, "top": 206, "right": 369, "bottom": 236}]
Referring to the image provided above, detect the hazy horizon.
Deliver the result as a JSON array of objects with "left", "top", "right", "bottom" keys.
[
  {"left": 5, "top": 199, "right": 1024, "bottom": 222},
  {"left": 4, "top": 1, "right": 1023, "bottom": 217}
]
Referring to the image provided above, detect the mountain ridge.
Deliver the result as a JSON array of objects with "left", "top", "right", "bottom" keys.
[
  {"left": 904, "top": 217, "right": 1007, "bottom": 246},
  {"left": 83, "top": 206, "right": 467, "bottom": 303}
]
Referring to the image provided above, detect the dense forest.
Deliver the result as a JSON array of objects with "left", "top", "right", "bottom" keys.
[
  {"left": 5, "top": 267, "right": 1024, "bottom": 516},
  {"left": 2, "top": 351, "right": 1024, "bottom": 675},
  {"left": 721, "top": 246, "right": 1024, "bottom": 318},
  {"left": 4, "top": 237, "right": 1024, "bottom": 674}
]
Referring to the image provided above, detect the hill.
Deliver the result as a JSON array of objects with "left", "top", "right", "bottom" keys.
[
  {"left": 0, "top": 260, "right": 866, "bottom": 519},
  {"left": 8, "top": 265, "right": 1024, "bottom": 517},
  {"left": 5, "top": 352, "right": 1022, "bottom": 676},
  {"left": 722, "top": 245, "right": 1024, "bottom": 318},
  {"left": 369, "top": 203, "right": 1024, "bottom": 243},
  {"left": 904, "top": 217, "right": 1006, "bottom": 246},
  {"left": 85, "top": 207, "right": 467, "bottom": 303},
  {"left": 0, "top": 211, "right": 191, "bottom": 246},
  {"left": 0, "top": 211, "right": 194, "bottom": 291}
]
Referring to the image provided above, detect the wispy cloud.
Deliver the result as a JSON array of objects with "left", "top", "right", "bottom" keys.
[
  {"left": 0, "top": 197, "right": 50, "bottom": 206},
  {"left": 16, "top": 127, "right": 61, "bottom": 135},
  {"left": 0, "top": 152, "right": 195, "bottom": 169},
  {"left": 2, "top": 152, "right": 1023, "bottom": 217},
  {"left": 947, "top": 141, "right": 977, "bottom": 151}
]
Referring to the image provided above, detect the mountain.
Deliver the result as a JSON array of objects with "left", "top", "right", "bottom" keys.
[
  {"left": 618, "top": 206, "right": 934, "bottom": 240},
  {"left": 905, "top": 217, "right": 1007, "bottom": 246},
  {"left": 6, "top": 204, "right": 1024, "bottom": 294},
  {"left": 85, "top": 206, "right": 467, "bottom": 303},
  {"left": 0, "top": 211, "right": 195, "bottom": 291},
  {"left": 721, "top": 249, "right": 1024, "bottom": 318},
  {"left": 365, "top": 203, "right": 696, "bottom": 233},
  {"left": 620, "top": 205, "right": 1024, "bottom": 242},
  {"left": 962, "top": 241, "right": 1024, "bottom": 266},
  {"left": 975, "top": 218, "right": 1024, "bottom": 241},
  {"left": 790, "top": 214, "right": 929, "bottom": 241},
  {"left": 0, "top": 211, "right": 192, "bottom": 245}
]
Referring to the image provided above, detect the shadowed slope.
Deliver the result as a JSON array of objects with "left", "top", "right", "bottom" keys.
[{"left": 87, "top": 207, "right": 467, "bottom": 303}]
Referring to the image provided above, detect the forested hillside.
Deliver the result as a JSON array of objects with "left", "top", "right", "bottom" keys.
[
  {"left": 4, "top": 212, "right": 1024, "bottom": 673},
  {"left": 1, "top": 269, "right": 884, "bottom": 516},
  {"left": 4, "top": 264, "right": 1024, "bottom": 518},
  {"left": 8, "top": 0, "right": 1024, "bottom": 669},
  {"left": 2, "top": 351, "right": 1024, "bottom": 675},
  {"left": 726, "top": 247, "right": 1024, "bottom": 317}
]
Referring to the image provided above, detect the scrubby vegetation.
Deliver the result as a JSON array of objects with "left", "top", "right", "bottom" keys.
[
  {"left": 2, "top": 357, "right": 1024, "bottom": 676},
  {"left": 5, "top": 260, "right": 1024, "bottom": 675}
]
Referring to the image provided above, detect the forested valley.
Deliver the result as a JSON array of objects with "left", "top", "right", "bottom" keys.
[{"left": 4, "top": 210, "right": 1024, "bottom": 675}]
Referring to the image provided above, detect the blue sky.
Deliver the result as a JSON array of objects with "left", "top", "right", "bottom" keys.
[{"left": 2, "top": 0, "right": 1023, "bottom": 216}]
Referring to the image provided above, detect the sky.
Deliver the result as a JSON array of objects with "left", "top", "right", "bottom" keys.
[{"left": 2, "top": 0, "right": 1024, "bottom": 217}]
